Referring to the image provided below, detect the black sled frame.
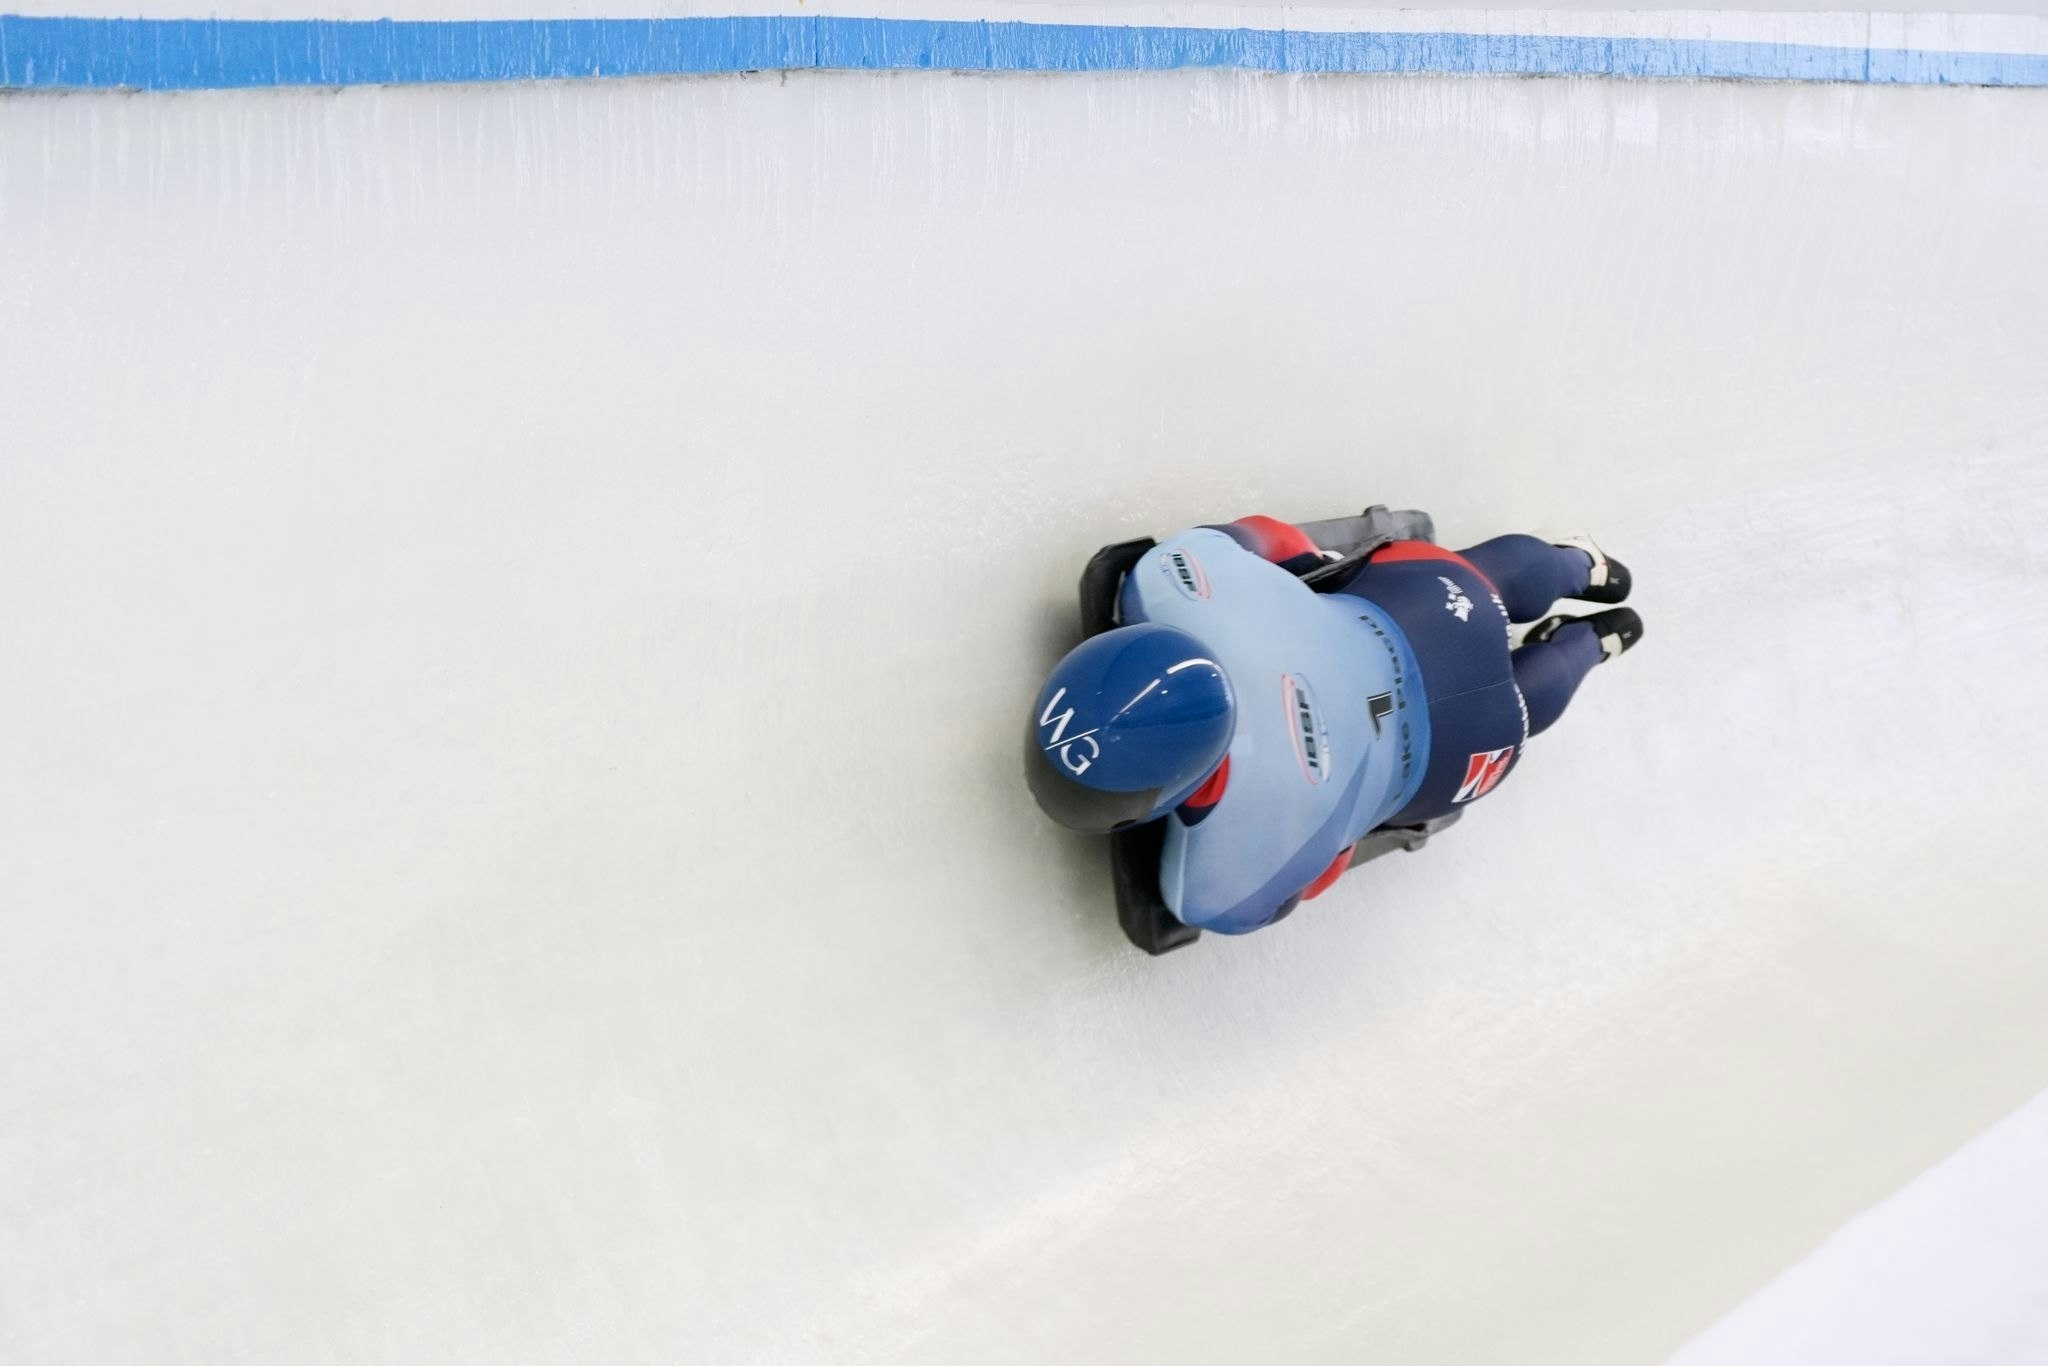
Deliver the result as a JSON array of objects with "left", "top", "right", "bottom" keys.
[{"left": 1081, "top": 506, "right": 1463, "bottom": 955}]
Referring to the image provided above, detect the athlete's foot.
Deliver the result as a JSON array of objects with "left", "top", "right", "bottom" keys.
[
  {"left": 1525, "top": 607, "right": 1644, "bottom": 661},
  {"left": 1548, "top": 533, "right": 1632, "bottom": 604}
]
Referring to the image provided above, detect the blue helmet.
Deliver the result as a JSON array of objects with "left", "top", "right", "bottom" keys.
[{"left": 1025, "top": 623, "right": 1235, "bottom": 833}]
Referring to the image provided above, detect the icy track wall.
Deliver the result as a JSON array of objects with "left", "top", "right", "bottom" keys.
[{"left": 4, "top": 4, "right": 2048, "bottom": 1366}]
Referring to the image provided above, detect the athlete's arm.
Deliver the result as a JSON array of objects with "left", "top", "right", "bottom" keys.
[{"left": 1207, "top": 515, "right": 1329, "bottom": 576}]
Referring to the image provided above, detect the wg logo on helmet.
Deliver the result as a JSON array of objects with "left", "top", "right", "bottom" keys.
[
  {"left": 1282, "top": 674, "right": 1330, "bottom": 785},
  {"left": 1037, "top": 688, "right": 1101, "bottom": 776},
  {"left": 1160, "top": 548, "right": 1211, "bottom": 601}
]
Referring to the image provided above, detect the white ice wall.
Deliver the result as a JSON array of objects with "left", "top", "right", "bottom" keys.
[
  {"left": 3, "top": 68, "right": 2047, "bottom": 1366},
  {"left": 1672, "top": 1088, "right": 2048, "bottom": 1365}
]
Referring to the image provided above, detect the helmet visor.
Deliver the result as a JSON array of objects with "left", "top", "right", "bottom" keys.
[{"left": 1024, "top": 727, "right": 1162, "bottom": 833}]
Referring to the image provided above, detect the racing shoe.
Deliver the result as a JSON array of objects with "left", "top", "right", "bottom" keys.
[
  {"left": 1547, "top": 533, "right": 1632, "bottom": 604},
  {"left": 1524, "top": 607, "right": 1643, "bottom": 662}
]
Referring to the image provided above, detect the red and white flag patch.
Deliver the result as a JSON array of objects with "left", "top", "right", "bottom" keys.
[{"left": 1453, "top": 747, "right": 1515, "bottom": 803}]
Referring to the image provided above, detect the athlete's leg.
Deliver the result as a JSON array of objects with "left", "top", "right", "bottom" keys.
[
  {"left": 1511, "top": 622, "right": 1607, "bottom": 736},
  {"left": 1457, "top": 535, "right": 1600, "bottom": 623},
  {"left": 1515, "top": 606, "right": 1645, "bottom": 735}
]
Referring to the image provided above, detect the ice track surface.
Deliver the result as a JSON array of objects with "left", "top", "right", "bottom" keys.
[{"left": 3, "top": 71, "right": 2047, "bottom": 1366}]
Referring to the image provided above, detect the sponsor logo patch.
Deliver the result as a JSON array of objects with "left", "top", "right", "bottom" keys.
[
  {"left": 1161, "top": 548, "right": 1212, "bottom": 601},
  {"left": 1440, "top": 575, "right": 1476, "bottom": 622},
  {"left": 1359, "top": 614, "right": 1415, "bottom": 783},
  {"left": 1453, "top": 746, "right": 1515, "bottom": 803},
  {"left": 1283, "top": 674, "right": 1331, "bottom": 786}
]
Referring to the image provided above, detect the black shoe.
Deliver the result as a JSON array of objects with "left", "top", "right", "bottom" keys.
[
  {"left": 1524, "top": 606, "right": 1643, "bottom": 661},
  {"left": 1549, "top": 533, "right": 1631, "bottom": 604}
]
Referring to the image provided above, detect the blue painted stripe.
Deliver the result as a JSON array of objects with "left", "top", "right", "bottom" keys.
[{"left": 3, "top": 15, "right": 2046, "bottom": 90}]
